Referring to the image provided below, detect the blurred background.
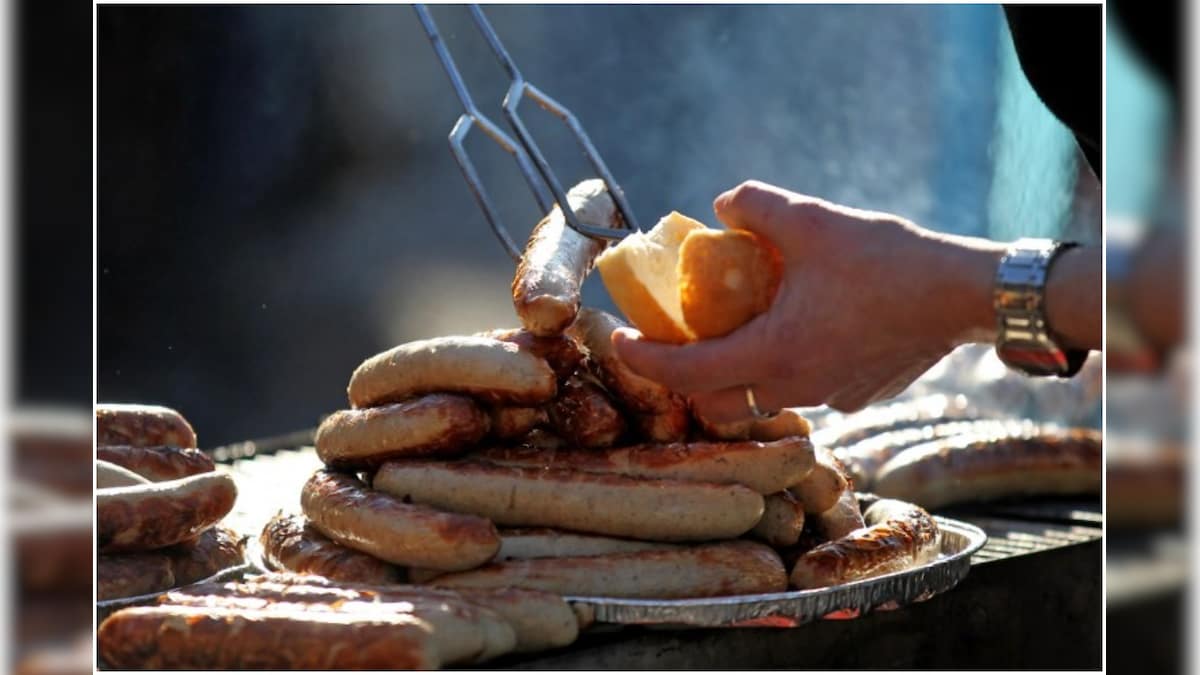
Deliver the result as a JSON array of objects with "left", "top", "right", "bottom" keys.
[
  {"left": 1103, "top": 1, "right": 1188, "bottom": 674},
  {"left": 11, "top": 0, "right": 92, "bottom": 673},
  {"left": 97, "top": 3, "right": 1098, "bottom": 446}
]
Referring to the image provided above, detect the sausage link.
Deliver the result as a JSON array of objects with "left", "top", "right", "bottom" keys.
[
  {"left": 96, "top": 445, "right": 215, "bottom": 482},
  {"left": 301, "top": 470, "right": 500, "bottom": 571},
  {"left": 96, "top": 403, "right": 197, "bottom": 448},
  {"left": 97, "top": 472, "right": 237, "bottom": 553},
  {"left": 260, "top": 511, "right": 401, "bottom": 584}
]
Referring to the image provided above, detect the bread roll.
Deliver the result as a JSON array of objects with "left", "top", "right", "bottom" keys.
[{"left": 595, "top": 211, "right": 780, "bottom": 342}]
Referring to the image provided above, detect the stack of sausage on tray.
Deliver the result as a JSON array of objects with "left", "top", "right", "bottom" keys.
[
  {"left": 95, "top": 404, "right": 246, "bottom": 602},
  {"left": 816, "top": 395, "right": 1103, "bottom": 510},
  {"left": 95, "top": 181, "right": 944, "bottom": 670}
]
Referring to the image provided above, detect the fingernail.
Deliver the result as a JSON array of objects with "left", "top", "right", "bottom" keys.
[
  {"left": 611, "top": 327, "right": 640, "bottom": 345},
  {"left": 713, "top": 189, "right": 734, "bottom": 213}
]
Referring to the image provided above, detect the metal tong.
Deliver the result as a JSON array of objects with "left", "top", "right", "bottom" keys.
[{"left": 414, "top": 4, "right": 639, "bottom": 261}]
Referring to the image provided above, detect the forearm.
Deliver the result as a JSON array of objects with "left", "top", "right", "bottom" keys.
[{"left": 925, "top": 234, "right": 1100, "bottom": 352}]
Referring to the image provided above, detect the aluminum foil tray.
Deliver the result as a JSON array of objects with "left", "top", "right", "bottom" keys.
[
  {"left": 243, "top": 516, "right": 984, "bottom": 630},
  {"left": 565, "top": 516, "right": 986, "bottom": 628}
]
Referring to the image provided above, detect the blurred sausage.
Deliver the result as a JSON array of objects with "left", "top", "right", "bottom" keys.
[
  {"left": 97, "top": 472, "right": 237, "bottom": 553},
  {"left": 96, "top": 445, "right": 215, "bottom": 482},
  {"left": 96, "top": 460, "right": 150, "bottom": 489},
  {"left": 96, "top": 403, "right": 197, "bottom": 448},
  {"left": 97, "top": 605, "right": 440, "bottom": 670},
  {"left": 750, "top": 491, "right": 806, "bottom": 548}
]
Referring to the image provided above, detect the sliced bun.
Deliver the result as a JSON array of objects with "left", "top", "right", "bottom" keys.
[
  {"left": 595, "top": 212, "right": 703, "bottom": 343},
  {"left": 595, "top": 211, "right": 781, "bottom": 343}
]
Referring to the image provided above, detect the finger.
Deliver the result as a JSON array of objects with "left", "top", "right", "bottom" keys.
[
  {"left": 688, "top": 382, "right": 794, "bottom": 425},
  {"left": 712, "top": 180, "right": 828, "bottom": 256},
  {"left": 611, "top": 322, "right": 771, "bottom": 395}
]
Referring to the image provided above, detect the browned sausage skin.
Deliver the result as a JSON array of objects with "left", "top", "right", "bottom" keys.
[
  {"left": 260, "top": 511, "right": 401, "bottom": 584},
  {"left": 97, "top": 605, "right": 440, "bottom": 670},
  {"left": 545, "top": 375, "right": 626, "bottom": 448},
  {"left": 789, "top": 499, "right": 940, "bottom": 589},
  {"left": 301, "top": 470, "right": 500, "bottom": 571},
  {"left": 315, "top": 394, "right": 491, "bottom": 469},
  {"left": 95, "top": 445, "right": 215, "bottom": 482},
  {"left": 511, "top": 180, "right": 623, "bottom": 337},
  {"left": 96, "top": 403, "right": 197, "bottom": 448},
  {"left": 97, "top": 472, "right": 237, "bottom": 553}
]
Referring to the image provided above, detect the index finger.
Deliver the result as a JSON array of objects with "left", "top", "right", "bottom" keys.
[{"left": 611, "top": 315, "right": 773, "bottom": 394}]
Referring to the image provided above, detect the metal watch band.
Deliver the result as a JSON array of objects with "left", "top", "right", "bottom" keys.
[{"left": 993, "top": 238, "right": 1086, "bottom": 377}]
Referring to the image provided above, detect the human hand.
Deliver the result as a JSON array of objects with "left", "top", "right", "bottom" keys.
[{"left": 612, "top": 180, "right": 1005, "bottom": 421}]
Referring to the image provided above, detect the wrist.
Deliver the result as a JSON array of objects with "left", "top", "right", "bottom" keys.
[{"left": 921, "top": 233, "right": 1005, "bottom": 346}]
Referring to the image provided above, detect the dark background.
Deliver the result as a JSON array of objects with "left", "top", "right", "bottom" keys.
[{"left": 97, "top": 4, "right": 1093, "bottom": 446}]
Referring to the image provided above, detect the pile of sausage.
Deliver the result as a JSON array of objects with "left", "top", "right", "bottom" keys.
[
  {"left": 817, "top": 395, "right": 1103, "bottom": 510},
  {"left": 98, "top": 572, "right": 581, "bottom": 669},
  {"left": 95, "top": 181, "right": 954, "bottom": 669},
  {"left": 95, "top": 404, "right": 246, "bottom": 601}
]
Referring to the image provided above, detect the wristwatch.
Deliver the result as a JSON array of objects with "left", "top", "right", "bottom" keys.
[{"left": 993, "top": 238, "right": 1087, "bottom": 377}]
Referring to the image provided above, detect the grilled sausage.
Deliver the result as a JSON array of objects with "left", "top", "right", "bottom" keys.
[
  {"left": 520, "top": 428, "right": 565, "bottom": 450},
  {"left": 512, "top": 179, "right": 623, "bottom": 337},
  {"left": 97, "top": 605, "right": 439, "bottom": 670},
  {"left": 789, "top": 499, "right": 940, "bottom": 589},
  {"left": 374, "top": 460, "right": 764, "bottom": 542},
  {"left": 301, "top": 470, "right": 500, "bottom": 571},
  {"left": 475, "top": 436, "right": 815, "bottom": 495},
  {"left": 834, "top": 418, "right": 1037, "bottom": 488},
  {"left": 497, "top": 528, "right": 682, "bottom": 560},
  {"left": 97, "top": 472, "right": 237, "bottom": 553},
  {"left": 96, "top": 403, "right": 197, "bottom": 449},
  {"left": 95, "top": 445, "right": 215, "bottom": 482},
  {"left": 432, "top": 541, "right": 787, "bottom": 599},
  {"left": 159, "top": 591, "right": 515, "bottom": 665},
  {"left": 750, "top": 491, "right": 806, "bottom": 548},
  {"left": 96, "top": 459, "right": 150, "bottom": 489},
  {"left": 812, "top": 486, "right": 866, "bottom": 540},
  {"left": 871, "top": 427, "right": 1102, "bottom": 509},
  {"left": 546, "top": 375, "right": 626, "bottom": 448},
  {"left": 179, "top": 573, "right": 580, "bottom": 653},
  {"left": 568, "top": 308, "right": 690, "bottom": 442},
  {"left": 697, "top": 408, "right": 812, "bottom": 442},
  {"left": 165, "top": 525, "right": 247, "bottom": 586},
  {"left": 348, "top": 336, "right": 556, "bottom": 408},
  {"left": 811, "top": 393, "right": 976, "bottom": 450},
  {"left": 490, "top": 406, "right": 548, "bottom": 441},
  {"left": 478, "top": 328, "right": 585, "bottom": 380},
  {"left": 315, "top": 394, "right": 490, "bottom": 469},
  {"left": 790, "top": 450, "right": 848, "bottom": 513},
  {"left": 97, "top": 553, "right": 176, "bottom": 601},
  {"left": 260, "top": 511, "right": 401, "bottom": 584}
]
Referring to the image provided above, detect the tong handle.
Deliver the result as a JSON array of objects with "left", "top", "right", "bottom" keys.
[{"left": 415, "top": 4, "right": 638, "bottom": 261}]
